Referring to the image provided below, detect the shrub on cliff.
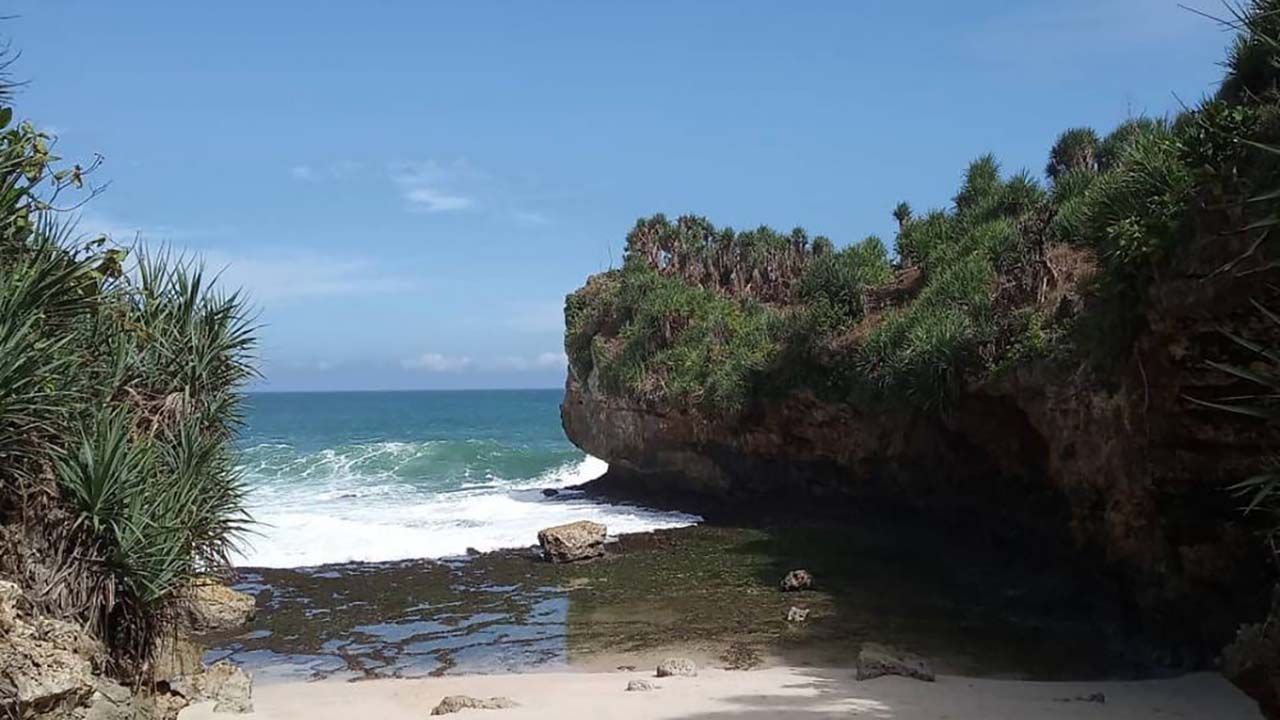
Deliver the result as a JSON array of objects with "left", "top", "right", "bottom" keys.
[
  {"left": 564, "top": 0, "right": 1280, "bottom": 415},
  {"left": 0, "top": 64, "right": 256, "bottom": 672},
  {"left": 797, "top": 235, "right": 892, "bottom": 331},
  {"left": 589, "top": 258, "right": 781, "bottom": 412}
]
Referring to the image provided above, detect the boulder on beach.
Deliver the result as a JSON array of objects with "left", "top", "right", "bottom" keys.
[
  {"left": 184, "top": 583, "right": 256, "bottom": 633},
  {"left": 655, "top": 657, "right": 697, "bottom": 677},
  {"left": 431, "top": 695, "right": 518, "bottom": 715},
  {"left": 855, "top": 643, "right": 934, "bottom": 682},
  {"left": 537, "top": 520, "right": 606, "bottom": 563},
  {"left": 780, "top": 569, "right": 813, "bottom": 592}
]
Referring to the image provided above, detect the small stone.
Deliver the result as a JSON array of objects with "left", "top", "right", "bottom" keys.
[
  {"left": 626, "top": 680, "right": 656, "bottom": 692},
  {"left": 537, "top": 520, "right": 607, "bottom": 563},
  {"left": 786, "top": 606, "right": 810, "bottom": 623},
  {"left": 780, "top": 569, "right": 813, "bottom": 592},
  {"left": 542, "top": 488, "right": 560, "bottom": 497},
  {"left": 855, "top": 643, "right": 934, "bottom": 682},
  {"left": 431, "top": 695, "right": 518, "bottom": 715},
  {"left": 655, "top": 658, "right": 697, "bottom": 677}
]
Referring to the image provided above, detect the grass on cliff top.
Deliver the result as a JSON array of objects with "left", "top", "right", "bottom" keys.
[{"left": 565, "top": 0, "right": 1280, "bottom": 413}]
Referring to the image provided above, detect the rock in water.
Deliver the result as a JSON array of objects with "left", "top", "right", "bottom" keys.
[
  {"left": 626, "top": 679, "right": 656, "bottom": 692},
  {"left": 786, "top": 606, "right": 810, "bottom": 622},
  {"left": 655, "top": 658, "right": 697, "bottom": 677},
  {"left": 184, "top": 583, "right": 256, "bottom": 633},
  {"left": 431, "top": 695, "right": 518, "bottom": 715},
  {"left": 541, "top": 488, "right": 560, "bottom": 497},
  {"left": 780, "top": 569, "right": 813, "bottom": 592},
  {"left": 855, "top": 643, "right": 934, "bottom": 682},
  {"left": 537, "top": 520, "right": 606, "bottom": 562}
]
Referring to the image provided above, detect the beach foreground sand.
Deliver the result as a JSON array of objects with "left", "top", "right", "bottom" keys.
[{"left": 180, "top": 666, "right": 1261, "bottom": 719}]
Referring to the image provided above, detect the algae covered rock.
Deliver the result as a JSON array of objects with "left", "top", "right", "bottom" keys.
[
  {"left": 780, "top": 569, "right": 813, "bottom": 592},
  {"left": 537, "top": 520, "right": 606, "bottom": 563}
]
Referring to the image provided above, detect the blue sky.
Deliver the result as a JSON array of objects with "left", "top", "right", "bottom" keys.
[{"left": 9, "top": 1, "right": 1229, "bottom": 391}]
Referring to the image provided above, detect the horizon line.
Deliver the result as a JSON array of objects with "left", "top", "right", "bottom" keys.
[{"left": 247, "top": 386, "right": 564, "bottom": 395}]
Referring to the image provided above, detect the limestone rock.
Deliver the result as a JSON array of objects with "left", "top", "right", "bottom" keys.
[
  {"left": 1222, "top": 595, "right": 1280, "bottom": 720},
  {"left": 786, "top": 606, "right": 810, "bottom": 622},
  {"left": 625, "top": 679, "right": 656, "bottom": 692},
  {"left": 537, "top": 520, "right": 606, "bottom": 563},
  {"left": 855, "top": 643, "right": 934, "bottom": 682},
  {"left": 780, "top": 569, "right": 813, "bottom": 592},
  {"left": 0, "top": 580, "right": 98, "bottom": 715},
  {"left": 150, "top": 635, "right": 205, "bottom": 683},
  {"left": 175, "top": 661, "right": 253, "bottom": 714},
  {"left": 83, "top": 679, "right": 144, "bottom": 720},
  {"left": 184, "top": 583, "right": 256, "bottom": 634},
  {"left": 655, "top": 658, "right": 697, "bottom": 677},
  {"left": 430, "top": 695, "right": 517, "bottom": 715}
]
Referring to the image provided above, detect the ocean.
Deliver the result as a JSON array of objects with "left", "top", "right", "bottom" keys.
[{"left": 234, "top": 389, "right": 699, "bottom": 568}]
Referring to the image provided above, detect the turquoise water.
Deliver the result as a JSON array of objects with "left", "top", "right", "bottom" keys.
[{"left": 235, "top": 390, "right": 698, "bottom": 568}]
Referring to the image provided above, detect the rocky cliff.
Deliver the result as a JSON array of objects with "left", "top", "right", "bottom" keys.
[{"left": 561, "top": 206, "right": 1280, "bottom": 672}]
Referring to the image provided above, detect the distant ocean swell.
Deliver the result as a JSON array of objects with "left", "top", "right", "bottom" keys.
[{"left": 233, "top": 440, "right": 700, "bottom": 568}]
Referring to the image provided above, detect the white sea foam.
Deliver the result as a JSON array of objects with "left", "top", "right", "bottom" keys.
[{"left": 235, "top": 454, "right": 700, "bottom": 568}]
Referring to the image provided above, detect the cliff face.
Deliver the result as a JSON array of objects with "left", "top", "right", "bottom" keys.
[{"left": 561, "top": 214, "right": 1280, "bottom": 663}]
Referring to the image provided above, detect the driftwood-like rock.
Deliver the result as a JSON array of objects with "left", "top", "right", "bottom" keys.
[
  {"left": 855, "top": 643, "right": 934, "bottom": 682},
  {"left": 430, "top": 695, "right": 518, "bottom": 715}
]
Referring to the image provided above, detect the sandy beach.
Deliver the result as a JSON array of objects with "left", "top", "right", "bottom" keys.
[{"left": 180, "top": 667, "right": 1261, "bottom": 719}]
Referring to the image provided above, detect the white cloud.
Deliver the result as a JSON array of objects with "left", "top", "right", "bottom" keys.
[
  {"left": 402, "top": 353, "right": 474, "bottom": 372},
  {"left": 74, "top": 213, "right": 416, "bottom": 305},
  {"left": 505, "top": 300, "right": 565, "bottom": 334},
  {"left": 513, "top": 210, "right": 550, "bottom": 226},
  {"left": 76, "top": 211, "right": 204, "bottom": 243},
  {"left": 391, "top": 159, "right": 482, "bottom": 215},
  {"left": 289, "top": 161, "right": 362, "bottom": 183},
  {"left": 403, "top": 187, "right": 474, "bottom": 213},
  {"left": 201, "top": 249, "right": 416, "bottom": 304},
  {"left": 494, "top": 351, "right": 567, "bottom": 371}
]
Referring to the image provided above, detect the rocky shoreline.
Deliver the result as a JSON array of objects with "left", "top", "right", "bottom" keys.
[
  {"left": 198, "top": 514, "right": 1176, "bottom": 688},
  {"left": 1, "top": 579, "right": 258, "bottom": 720}
]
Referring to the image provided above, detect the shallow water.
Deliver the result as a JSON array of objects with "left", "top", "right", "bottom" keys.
[{"left": 204, "top": 521, "right": 1163, "bottom": 683}]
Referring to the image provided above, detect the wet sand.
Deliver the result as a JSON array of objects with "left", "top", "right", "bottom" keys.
[{"left": 181, "top": 667, "right": 1261, "bottom": 719}]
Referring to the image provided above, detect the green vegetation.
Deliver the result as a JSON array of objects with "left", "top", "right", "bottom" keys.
[
  {"left": 565, "top": 0, "right": 1280, "bottom": 414},
  {"left": 0, "top": 58, "right": 256, "bottom": 671}
]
